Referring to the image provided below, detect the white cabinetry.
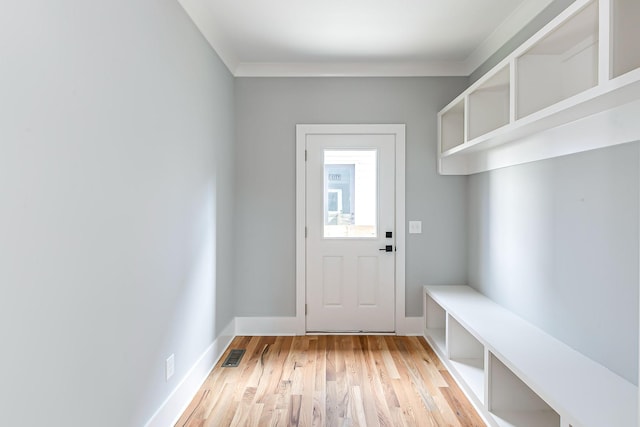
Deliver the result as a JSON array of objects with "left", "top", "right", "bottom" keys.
[
  {"left": 611, "top": 0, "right": 640, "bottom": 79},
  {"left": 488, "top": 353, "right": 560, "bottom": 427},
  {"left": 516, "top": 1, "right": 598, "bottom": 119},
  {"left": 468, "top": 66, "right": 510, "bottom": 140},
  {"left": 423, "top": 285, "right": 638, "bottom": 427},
  {"left": 447, "top": 315, "right": 485, "bottom": 404},
  {"left": 438, "top": 0, "right": 640, "bottom": 175},
  {"left": 440, "top": 99, "right": 465, "bottom": 153}
]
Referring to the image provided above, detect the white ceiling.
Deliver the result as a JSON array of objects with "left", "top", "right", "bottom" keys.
[{"left": 178, "top": 0, "right": 554, "bottom": 77}]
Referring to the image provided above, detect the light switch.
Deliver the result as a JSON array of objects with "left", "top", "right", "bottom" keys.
[{"left": 409, "top": 221, "right": 422, "bottom": 234}]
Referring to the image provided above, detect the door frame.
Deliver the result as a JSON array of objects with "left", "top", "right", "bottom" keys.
[{"left": 295, "top": 124, "right": 406, "bottom": 335}]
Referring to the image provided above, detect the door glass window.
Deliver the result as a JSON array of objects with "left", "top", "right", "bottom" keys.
[{"left": 323, "top": 149, "right": 377, "bottom": 238}]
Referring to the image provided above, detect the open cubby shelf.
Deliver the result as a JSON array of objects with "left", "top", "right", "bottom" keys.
[
  {"left": 489, "top": 353, "right": 560, "bottom": 427},
  {"left": 438, "top": 0, "right": 640, "bottom": 175},
  {"left": 423, "top": 285, "right": 638, "bottom": 427},
  {"left": 439, "top": 99, "right": 465, "bottom": 154},
  {"left": 611, "top": 0, "right": 640, "bottom": 79},
  {"left": 447, "top": 315, "right": 485, "bottom": 403}
]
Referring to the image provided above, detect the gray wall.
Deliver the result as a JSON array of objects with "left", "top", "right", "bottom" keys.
[
  {"left": 467, "top": 143, "right": 639, "bottom": 384},
  {"left": 234, "top": 77, "right": 468, "bottom": 317},
  {"left": 0, "top": 1, "right": 235, "bottom": 426}
]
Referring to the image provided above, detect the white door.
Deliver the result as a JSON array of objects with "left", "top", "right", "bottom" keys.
[{"left": 306, "top": 133, "right": 395, "bottom": 332}]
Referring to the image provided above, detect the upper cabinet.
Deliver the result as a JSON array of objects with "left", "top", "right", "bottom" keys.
[
  {"left": 612, "top": 0, "right": 640, "bottom": 79},
  {"left": 516, "top": 2, "right": 599, "bottom": 119},
  {"left": 438, "top": 0, "right": 640, "bottom": 175}
]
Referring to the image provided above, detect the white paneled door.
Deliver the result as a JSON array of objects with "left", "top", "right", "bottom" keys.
[{"left": 305, "top": 133, "right": 395, "bottom": 332}]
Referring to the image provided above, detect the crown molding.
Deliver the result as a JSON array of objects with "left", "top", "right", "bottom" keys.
[
  {"left": 233, "top": 61, "right": 469, "bottom": 77},
  {"left": 177, "top": 0, "right": 239, "bottom": 73},
  {"left": 178, "top": 0, "right": 556, "bottom": 77}
]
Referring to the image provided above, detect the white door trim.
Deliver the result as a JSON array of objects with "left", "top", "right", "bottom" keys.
[{"left": 295, "top": 124, "right": 406, "bottom": 335}]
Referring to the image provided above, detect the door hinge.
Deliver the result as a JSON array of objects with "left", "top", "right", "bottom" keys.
[
  {"left": 305, "top": 150, "right": 307, "bottom": 161},
  {"left": 305, "top": 227, "right": 307, "bottom": 238},
  {"left": 305, "top": 304, "right": 307, "bottom": 315}
]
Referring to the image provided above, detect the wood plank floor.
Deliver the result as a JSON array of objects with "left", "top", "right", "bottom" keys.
[{"left": 176, "top": 336, "right": 485, "bottom": 427}]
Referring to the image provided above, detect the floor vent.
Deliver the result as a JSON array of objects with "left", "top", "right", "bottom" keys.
[{"left": 222, "top": 349, "right": 245, "bottom": 367}]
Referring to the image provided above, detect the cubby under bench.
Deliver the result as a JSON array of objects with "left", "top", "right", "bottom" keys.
[{"left": 423, "top": 285, "right": 637, "bottom": 427}]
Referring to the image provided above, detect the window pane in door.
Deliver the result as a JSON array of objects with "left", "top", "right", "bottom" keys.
[{"left": 324, "top": 149, "right": 377, "bottom": 238}]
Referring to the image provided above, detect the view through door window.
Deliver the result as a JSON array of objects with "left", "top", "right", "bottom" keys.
[{"left": 323, "top": 149, "right": 377, "bottom": 238}]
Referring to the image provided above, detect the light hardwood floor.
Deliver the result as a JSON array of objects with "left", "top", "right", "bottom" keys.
[{"left": 176, "top": 335, "right": 485, "bottom": 427}]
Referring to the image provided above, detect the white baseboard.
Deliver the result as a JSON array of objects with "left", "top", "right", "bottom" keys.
[
  {"left": 234, "top": 316, "right": 424, "bottom": 336},
  {"left": 235, "top": 316, "right": 300, "bottom": 336},
  {"left": 396, "top": 316, "right": 424, "bottom": 335},
  {"left": 144, "top": 318, "right": 236, "bottom": 427}
]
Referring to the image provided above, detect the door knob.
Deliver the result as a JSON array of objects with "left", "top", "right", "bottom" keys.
[{"left": 379, "top": 245, "right": 393, "bottom": 252}]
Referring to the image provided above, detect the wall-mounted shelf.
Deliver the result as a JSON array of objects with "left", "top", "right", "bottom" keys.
[
  {"left": 438, "top": 0, "right": 640, "bottom": 175},
  {"left": 440, "top": 99, "right": 465, "bottom": 153},
  {"left": 468, "top": 65, "right": 510, "bottom": 140},
  {"left": 423, "top": 285, "right": 638, "bottom": 427}
]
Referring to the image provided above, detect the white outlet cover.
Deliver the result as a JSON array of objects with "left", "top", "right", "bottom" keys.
[
  {"left": 409, "top": 221, "right": 422, "bottom": 234},
  {"left": 166, "top": 354, "right": 175, "bottom": 381}
]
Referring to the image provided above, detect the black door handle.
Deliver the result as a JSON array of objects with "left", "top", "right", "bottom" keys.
[{"left": 379, "top": 245, "right": 393, "bottom": 252}]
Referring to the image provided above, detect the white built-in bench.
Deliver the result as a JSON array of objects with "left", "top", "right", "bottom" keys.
[{"left": 423, "top": 285, "right": 638, "bottom": 427}]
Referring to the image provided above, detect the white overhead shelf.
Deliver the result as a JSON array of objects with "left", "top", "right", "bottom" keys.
[{"left": 437, "top": 0, "right": 640, "bottom": 175}]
